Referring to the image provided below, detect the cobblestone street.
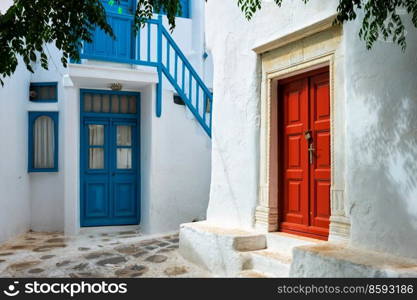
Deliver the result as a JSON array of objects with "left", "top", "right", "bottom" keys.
[{"left": 0, "top": 231, "right": 211, "bottom": 278}]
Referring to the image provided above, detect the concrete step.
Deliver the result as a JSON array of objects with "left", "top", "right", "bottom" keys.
[{"left": 242, "top": 249, "right": 292, "bottom": 277}]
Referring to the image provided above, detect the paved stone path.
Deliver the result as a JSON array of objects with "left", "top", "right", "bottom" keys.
[{"left": 0, "top": 231, "right": 211, "bottom": 278}]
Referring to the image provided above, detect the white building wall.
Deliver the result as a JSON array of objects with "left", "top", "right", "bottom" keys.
[
  {"left": 0, "top": 0, "right": 212, "bottom": 237},
  {"left": 344, "top": 16, "right": 417, "bottom": 259},
  {"left": 0, "top": 61, "right": 32, "bottom": 242},
  {"left": 205, "top": 0, "right": 338, "bottom": 230},
  {"left": 140, "top": 86, "right": 211, "bottom": 234},
  {"left": 29, "top": 44, "right": 67, "bottom": 232},
  {"left": 205, "top": 0, "right": 417, "bottom": 260}
]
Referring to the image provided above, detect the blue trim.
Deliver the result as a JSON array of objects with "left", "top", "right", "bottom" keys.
[
  {"left": 29, "top": 82, "right": 58, "bottom": 103},
  {"left": 28, "top": 111, "right": 59, "bottom": 172},
  {"left": 81, "top": 89, "right": 141, "bottom": 97},
  {"left": 156, "top": 15, "right": 163, "bottom": 117},
  {"left": 78, "top": 16, "right": 213, "bottom": 137},
  {"left": 80, "top": 89, "right": 141, "bottom": 227}
]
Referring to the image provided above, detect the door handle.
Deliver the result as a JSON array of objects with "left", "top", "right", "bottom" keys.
[{"left": 308, "top": 144, "right": 315, "bottom": 164}]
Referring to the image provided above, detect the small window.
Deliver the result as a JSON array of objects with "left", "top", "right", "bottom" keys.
[
  {"left": 28, "top": 112, "right": 59, "bottom": 172},
  {"left": 83, "top": 92, "right": 138, "bottom": 114},
  {"left": 29, "top": 82, "right": 58, "bottom": 102}
]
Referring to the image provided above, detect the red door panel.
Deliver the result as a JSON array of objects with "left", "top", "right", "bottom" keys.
[
  {"left": 309, "top": 72, "right": 331, "bottom": 236},
  {"left": 279, "top": 68, "right": 331, "bottom": 240},
  {"left": 281, "top": 79, "right": 309, "bottom": 229}
]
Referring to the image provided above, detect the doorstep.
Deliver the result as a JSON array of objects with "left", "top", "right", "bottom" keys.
[
  {"left": 179, "top": 221, "right": 266, "bottom": 277},
  {"left": 290, "top": 243, "right": 417, "bottom": 277},
  {"left": 79, "top": 225, "right": 141, "bottom": 236},
  {"left": 179, "top": 222, "right": 323, "bottom": 277}
]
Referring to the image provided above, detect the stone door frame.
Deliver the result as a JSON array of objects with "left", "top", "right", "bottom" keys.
[{"left": 254, "top": 24, "right": 351, "bottom": 241}]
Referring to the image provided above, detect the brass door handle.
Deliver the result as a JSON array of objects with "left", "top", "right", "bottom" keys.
[{"left": 308, "top": 144, "right": 315, "bottom": 164}]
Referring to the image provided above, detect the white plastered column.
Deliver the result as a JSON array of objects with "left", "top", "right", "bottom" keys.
[{"left": 63, "top": 74, "right": 81, "bottom": 236}]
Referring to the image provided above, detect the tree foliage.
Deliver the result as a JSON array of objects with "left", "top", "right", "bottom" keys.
[
  {"left": 0, "top": 0, "right": 416, "bottom": 85},
  {"left": 237, "top": 0, "right": 417, "bottom": 51},
  {"left": 0, "top": 0, "right": 182, "bottom": 85}
]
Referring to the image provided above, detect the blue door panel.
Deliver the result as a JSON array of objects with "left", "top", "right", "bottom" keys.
[
  {"left": 80, "top": 90, "right": 140, "bottom": 227},
  {"left": 90, "top": 27, "right": 108, "bottom": 57},
  {"left": 84, "top": 181, "right": 109, "bottom": 218},
  {"left": 84, "top": 0, "right": 135, "bottom": 60},
  {"left": 113, "top": 180, "right": 137, "bottom": 217},
  {"left": 113, "top": 17, "right": 133, "bottom": 59}
]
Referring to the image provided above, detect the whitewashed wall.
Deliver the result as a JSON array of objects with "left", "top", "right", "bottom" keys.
[
  {"left": 0, "top": 1, "right": 32, "bottom": 242},
  {"left": 344, "top": 16, "right": 417, "bottom": 259},
  {"left": 0, "top": 0, "right": 211, "bottom": 238},
  {"left": 0, "top": 60, "right": 32, "bottom": 242},
  {"left": 28, "top": 44, "right": 66, "bottom": 233},
  {"left": 205, "top": 0, "right": 338, "bottom": 229},
  {"left": 140, "top": 86, "right": 211, "bottom": 234},
  {"left": 205, "top": 0, "right": 417, "bottom": 259}
]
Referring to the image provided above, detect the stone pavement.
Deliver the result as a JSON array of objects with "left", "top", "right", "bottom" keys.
[{"left": 0, "top": 231, "right": 211, "bottom": 278}]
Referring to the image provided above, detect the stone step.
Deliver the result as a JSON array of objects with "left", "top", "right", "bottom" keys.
[
  {"left": 242, "top": 249, "right": 292, "bottom": 277},
  {"left": 179, "top": 221, "right": 267, "bottom": 276},
  {"left": 291, "top": 243, "right": 417, "bottom": 277},
  {"left": 238, "top": 270, "right": 271, "bottom": 278},
  {"left": 266, "top": 232, "right": 323, "bottom": 256}
]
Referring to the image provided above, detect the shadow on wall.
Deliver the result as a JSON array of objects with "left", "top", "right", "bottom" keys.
[{"left": 349, "top": 91, "right": 417, "bottom": 259}]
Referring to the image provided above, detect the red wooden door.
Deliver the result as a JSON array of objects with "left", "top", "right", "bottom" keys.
[{"left": 279, "top": 68, "right": 330, "bottom": 240}]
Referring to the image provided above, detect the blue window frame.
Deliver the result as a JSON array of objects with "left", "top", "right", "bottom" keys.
[
  {"left": 29, "top": 82, "right": 58, "bottom": 103},
  {"left": 28, "top": 112, "right": 59, "bottom": 172}
]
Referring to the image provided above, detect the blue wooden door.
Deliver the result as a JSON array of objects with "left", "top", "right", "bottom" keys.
[
  {"left": 80, "top": 90, "right": 140, "bottom": 227},
  {"left": 83, "top": 0, "right": 135, "bottom": 61}
]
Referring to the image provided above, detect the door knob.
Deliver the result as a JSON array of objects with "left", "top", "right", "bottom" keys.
[{"left": 304, "top": 130, "right": 312, "bottom": 140}]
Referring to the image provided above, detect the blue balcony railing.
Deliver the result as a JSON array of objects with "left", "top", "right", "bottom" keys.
[{"left": 78, "top": 16, "right": 213, "bottom": 138}]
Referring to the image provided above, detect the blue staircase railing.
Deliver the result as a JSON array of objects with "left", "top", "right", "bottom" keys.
[{"left": 78, "top": 15, "right": 213, "bottom": 137}]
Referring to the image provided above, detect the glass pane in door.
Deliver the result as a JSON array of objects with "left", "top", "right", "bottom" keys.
[
  {"left": 117, "top": 126, "right": 132, "bottom": 146},
  {"left": 89, "top": 125, "right": 104, "bottom": 145},
  {"left": 117, "top": 148, "right": 132, "bottom": 169},
  {"left": 88, "top": 124, "right": 105, "bottom": 169},
  {"left": 89, "top": 148, "right": 104, "bottom": 169}
]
